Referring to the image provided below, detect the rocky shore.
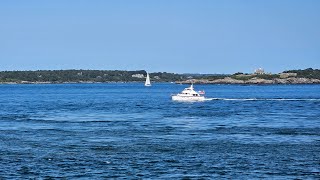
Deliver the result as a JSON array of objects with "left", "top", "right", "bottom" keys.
[{"left": 176, "top": 77, "right": 320, "bottom": 84}]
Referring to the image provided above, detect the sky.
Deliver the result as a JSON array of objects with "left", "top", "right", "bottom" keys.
[{"left": 0, "top": 0, "right": 319, "bottom": 74}]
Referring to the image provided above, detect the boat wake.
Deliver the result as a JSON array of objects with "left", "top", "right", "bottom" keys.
[{"left": 204, "top": 98, "right": 320, "bottom": 101}]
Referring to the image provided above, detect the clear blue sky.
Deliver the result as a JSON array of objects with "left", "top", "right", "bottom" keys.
[{"left": 0, "top": 0, "right": 319, "bottom": 74}]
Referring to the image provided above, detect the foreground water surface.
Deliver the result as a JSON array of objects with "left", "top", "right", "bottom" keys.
[{"left": 0, "top": 83, "right": 319, "bottom": 179}]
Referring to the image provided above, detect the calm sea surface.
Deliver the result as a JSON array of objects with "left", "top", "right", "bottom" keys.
[{"left": 0, "top": 83, "right": 319, "bottom": 179}]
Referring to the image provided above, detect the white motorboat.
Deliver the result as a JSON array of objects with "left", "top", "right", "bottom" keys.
[
  {"left": 172, "top": 84, "right": 205, "bottom": 101},
  {"left": 145, "top": 72, "right": 151, "bottom": 86}
]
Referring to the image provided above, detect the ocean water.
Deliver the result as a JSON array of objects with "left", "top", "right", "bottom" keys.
[{"left": 0, "top": 83, "right": 319, "bottom": 179}]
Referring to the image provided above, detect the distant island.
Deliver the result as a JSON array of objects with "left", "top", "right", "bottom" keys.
[
  {"left": 0, "top": 70, "right": 182, "bottom": 84},
  {"left": 177, "top": 68, "right": 320, "bottom": 84},
  {"left": 0, "top": 68, "right": 319, "bottom": 84}
]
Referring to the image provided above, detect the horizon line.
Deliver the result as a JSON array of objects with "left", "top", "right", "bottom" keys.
[{"left": 0, "top": 67, "right": 318, "bottom": 75}]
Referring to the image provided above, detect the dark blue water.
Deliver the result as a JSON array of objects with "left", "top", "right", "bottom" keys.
[{"left": 0, "top": 83, "right": 319, "bottom": 179}]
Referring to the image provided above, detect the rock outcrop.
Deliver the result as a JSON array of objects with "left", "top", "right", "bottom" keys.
[{"left": 177, "top": 77, "right": 320, "bottom": 84}]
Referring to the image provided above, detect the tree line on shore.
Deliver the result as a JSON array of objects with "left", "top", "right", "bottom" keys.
[
  {"left": 0, "top": 68, "right": 319, "bottom": 83},
  {"left": 284, "top": 68, "right": 320, "bottom": 79},
  {"left": 0, "top": 70, "right": 184, "bottom": 83}
]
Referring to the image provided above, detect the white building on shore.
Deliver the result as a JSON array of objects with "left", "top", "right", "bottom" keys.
[
  {"left": 131, "top": 74, "right": 145, "bottom": 78},
  {"left": 254, "top": 68, "right": 265, "bottom": 75}
]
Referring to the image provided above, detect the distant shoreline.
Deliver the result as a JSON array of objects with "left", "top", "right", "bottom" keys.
[
  {"left": 176, "top": 77, "right": 320, "bottom": 85},
  {"left": 0, "top": 68, "right": 319, "bottom": 85}
]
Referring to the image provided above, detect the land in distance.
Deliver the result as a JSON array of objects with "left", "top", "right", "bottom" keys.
[{"left": 0, "top": 68, "right": 319, "bottom": 84}]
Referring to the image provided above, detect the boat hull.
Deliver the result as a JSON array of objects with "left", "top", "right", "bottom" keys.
[{"left": 172, "top": 95, "right": 205, "bottom": 101}]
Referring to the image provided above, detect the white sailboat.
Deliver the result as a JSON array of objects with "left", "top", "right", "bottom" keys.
[{"left": 145, "top": 73, "right": 151, "bottom": 86}]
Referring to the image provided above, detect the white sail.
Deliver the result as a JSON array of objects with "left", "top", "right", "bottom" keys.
[{"left": 145, "top": 73, "right": 151, "bottom": 86}]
